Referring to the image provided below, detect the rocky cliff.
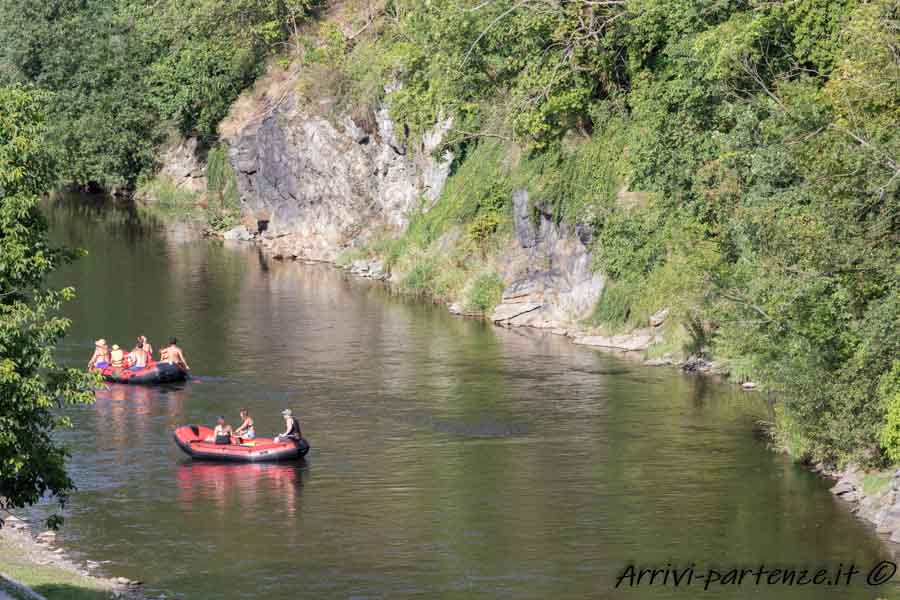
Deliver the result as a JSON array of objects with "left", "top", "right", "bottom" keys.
[
  {"left": 207, "top": 66, "right": 651, "bottom": 347},
  {"left": 222, "top": 78, "right": 452, "bottom": 262},
  {"left": 488, "top": 189, "right": 605, "bottom": 329}
]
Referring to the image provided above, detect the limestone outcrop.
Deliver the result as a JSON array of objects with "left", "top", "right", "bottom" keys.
[
  {"left": 490, "top": 189, "right": 605, "bottom": 329},
  {"left": 223, "top": 82, "right": 452, "bottom": 262}
]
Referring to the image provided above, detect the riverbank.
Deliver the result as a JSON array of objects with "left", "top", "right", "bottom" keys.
[
  {"left": 827, "top": 467, "right": 900, "bottom": 549},
  {"left": 342, "top": 254, "right": 683, "bottom": 362},
  {"left": 0, "top": 515, "right": 148, "bottom": 600},
  {"left": 218, "top": 229, "right": 900, "bottom": 555},
  {"left": 209, "top": 224, "right": 722, "bottom": 375}
]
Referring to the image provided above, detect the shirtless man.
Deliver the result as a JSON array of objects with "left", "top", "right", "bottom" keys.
[
  {"left": 138, "top": 335, "right": 153, "bottom": 358},
  {"left": 128, "top": 341, "right": 149, "bottom": 369},
  {"left": 160, "top": 337, "right": 190, "bottom": 371}
]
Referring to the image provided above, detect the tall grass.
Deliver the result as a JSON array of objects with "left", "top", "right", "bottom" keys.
[
  {"left": 464, "top": 271, "right": 504, "bottom": 314},
  {"left": 136, "top": 177, "right": 200, "bottom": 222},
  {"left": 206, "top": 144, "right": 241, "bottom": 231}
]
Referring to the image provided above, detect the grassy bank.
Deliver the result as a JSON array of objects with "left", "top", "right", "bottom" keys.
[
  {"left": 338, "top": 138, "right": 513, "bottom": 316},
  {"left": 135, "top": 143, "right": 242, "bottom": 233},
  {"left": 0, "top": 522, "right": 140, "bottom": 600}
]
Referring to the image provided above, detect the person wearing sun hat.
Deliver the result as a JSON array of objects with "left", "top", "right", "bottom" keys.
[
  {"left": 88, "top": 339, "right": 110, "bottom": 369},
  {"left": 274, "top": 408, "right": 302, "bottom": 443}
]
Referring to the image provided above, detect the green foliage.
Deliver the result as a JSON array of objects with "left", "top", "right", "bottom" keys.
[
  {"left": 136, "top": 177, "right": 201, "bottom": 222},
  {"left": 399, "top": 255, "right": 439, "bottom": 297},
  {"left": 332, "top": 0, "right": 900, "bottom": 466},
  {"left": 464, "top": 179, "right": 509, "bottom": 253},
  {"left": 0, "top": 85, "right": 96, "bottom": 522},
  {"left": 590, "top": 281, "right": 635, "bottom": 329},
  {"left": 0, "top": 0, "right": 319, "bottom": 188},
  {"left": 465, "top": 272, "right": 504, "bottom": 314},
  {"left": 148, "top": 39, "right": 259, "bottom": 140},
  {"left": 861, "top": 471, "right": 892, "bottom": 497},
  {"left": 0, "top": 0, "right": 897, "bottom": 468},
  {"left": 771, "top": 403, "right": 812, "bottom": 462},
  {"left": 205, "top": 144, "right": 242, "bottom": 231},
  {"left": 878, "top": 362, "right": 900, "bottom": 462},
  {"left": 783, "top": 0, "right": 855, "bottom": 74},
  {"left": 391, "top": 0, "right": 623, "bottom": 147}
]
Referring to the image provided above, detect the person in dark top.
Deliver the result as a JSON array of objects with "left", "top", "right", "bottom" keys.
[
  {"left": 274, "top": 409, "right": 301, "bottom": 443},
  {"left": 210, "top": 416, "right": 233, "bottom": 445}
]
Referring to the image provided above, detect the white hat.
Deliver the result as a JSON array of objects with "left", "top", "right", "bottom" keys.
[{"left": 281, "top": 409, "right": 293, "bottom": 417}]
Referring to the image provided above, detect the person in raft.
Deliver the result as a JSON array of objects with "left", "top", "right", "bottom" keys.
[
  {"left": 160, "top": 337, "right": 190, "bottom": 371},
  {"left": 233, "top": 408, "right": 256, "bottom": 440},
  {"left": 109, "top": 344, "right": 126, "bottom": 368},
  {"left": 128, "top": 341, "right": 149, "bottom": 370},
  {"left": 207, "top": 416, "right": 233, "bottom": 445},
  {"left": 88, "top": 339, "right": 110, "bottom": 369},
  {"left": 274, "top": 409, "right": 302, "bottom": 443},
  {"left": 138, "top": 335, "right": 153, "bottom": 358}
]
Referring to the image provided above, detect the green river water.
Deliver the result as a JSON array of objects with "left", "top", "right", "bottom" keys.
[{"left": 32, "top": 194, "right": 898, "bottom": 599}]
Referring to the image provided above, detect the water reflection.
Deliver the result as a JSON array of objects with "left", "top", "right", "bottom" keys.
[
  {"left": 31, "top": 195, "right": 900, "bottom": 600},
  {"left": 176, "top": 462, "right": 306, "bottom": 517}
]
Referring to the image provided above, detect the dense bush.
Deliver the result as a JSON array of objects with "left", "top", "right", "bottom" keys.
[
  {"left": 329, "top": 0, "right": 899, "bottom": 466},
  {"left": 465, "top": 272, "right": 505, "bottom": 315},
  {"left": 0, "top": 86, "right": 96, "bottom": 522},
  {"left": 0, "top": 0, "right": 319, "bottom": 189}
]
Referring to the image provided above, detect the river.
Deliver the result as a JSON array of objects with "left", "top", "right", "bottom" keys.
[{"left": 34, "top": 194, "right": 897, "bottom": 599}]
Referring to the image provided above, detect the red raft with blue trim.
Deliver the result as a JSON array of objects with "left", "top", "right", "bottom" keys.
[
  {"left": 173, "top": 425, "right": 310, "bottom": 462},
  {"left": 95, "top": 361, "right": 188, "bottom": 384}
]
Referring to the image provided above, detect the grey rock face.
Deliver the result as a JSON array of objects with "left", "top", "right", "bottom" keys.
[
  {"left": 512, "top": 189, "right": 538, "bottom": 248},
  {"left": 226, "top": 90, "right": 452, "bottom": 262},
  {"left": 222, "top": 225, "right": 253, "bottom": 241},
  {"left": 492, "top": 189, "right": 605, "bottom": 327},
  {"left": 573, "top": 331, "right": 656, "bottom": 352},
  {"left": 344, "top": 258, "right": 387, "bottom": 280},
  {"left": 159, "top": 137, "right": 206, "bottom": 193}
]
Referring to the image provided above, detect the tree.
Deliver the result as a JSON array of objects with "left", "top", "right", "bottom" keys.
[{"left": 0, "top": 85, "right": 96, "bottom": 526}]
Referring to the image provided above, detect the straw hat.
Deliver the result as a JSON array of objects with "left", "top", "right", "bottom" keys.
[
  {"left": 95, "top": 339, "right": 107, "bottom": 348},
  {"left": 281, "top": 409, "right": 293, "bottom": 417},
  {"left": 111, "top": 344, "right": 120, "bottom": 351}
]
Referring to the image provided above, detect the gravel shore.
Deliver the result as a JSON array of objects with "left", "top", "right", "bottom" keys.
[{"left": 0, "top": 513, "right": 153, "bottom": 600}]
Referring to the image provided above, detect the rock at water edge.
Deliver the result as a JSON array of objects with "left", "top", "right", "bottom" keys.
[
  {"left": 491, "top": 302, "right": 543, "bottom": 324},
  {"left": 222, "top": 225, "right": 253, "bottom": 241}
]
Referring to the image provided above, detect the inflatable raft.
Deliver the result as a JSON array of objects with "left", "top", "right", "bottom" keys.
[
  {"left": 173, "top": 425, "right": 310, "bottom": 462},
  {"left": 96, "top": 361, "right": 188, "bottom": 385}
]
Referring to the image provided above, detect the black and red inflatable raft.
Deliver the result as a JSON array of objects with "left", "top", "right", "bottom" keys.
[
  {"left": 95, "top": 361, "right": 188, "bottom": 385},
  {"left": 173, "top": 425, "right": 310, "bottom": 462}
]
